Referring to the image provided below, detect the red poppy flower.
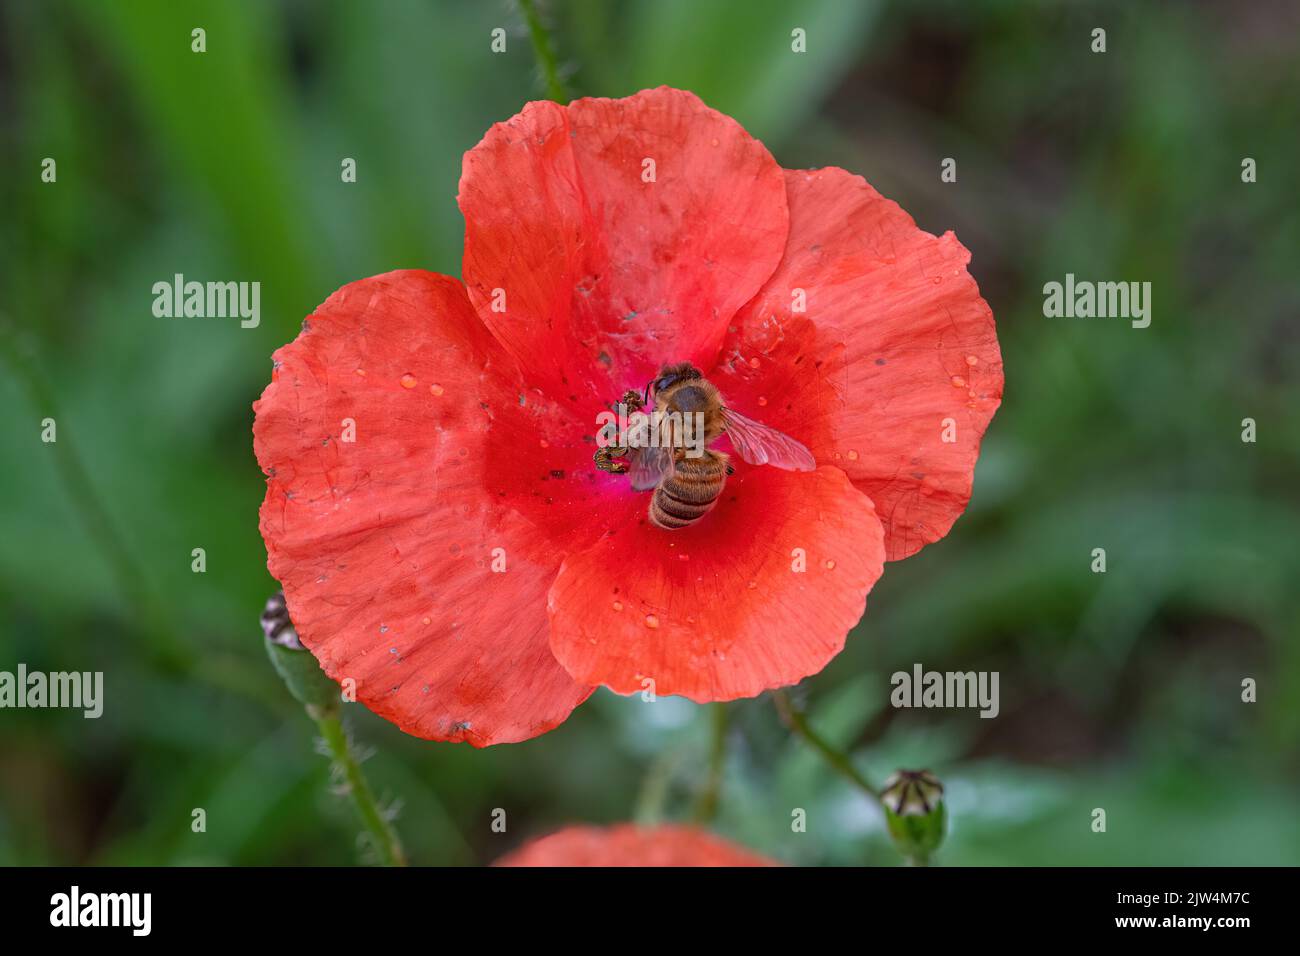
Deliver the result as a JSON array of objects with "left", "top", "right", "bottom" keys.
[
  {"left": 253, "top": 87, "right": 1001, "bottom": 746},
  {"left": 494, "top": 823, "right": 775, "bottom": 867}
]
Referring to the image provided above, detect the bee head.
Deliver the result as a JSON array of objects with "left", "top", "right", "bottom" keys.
[{"left": 645, "top": 362, "right": 703, "bottom": 405}]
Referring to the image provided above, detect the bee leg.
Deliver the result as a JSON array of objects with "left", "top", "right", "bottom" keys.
[
  {"left": 725, "top": 463, "right": 735, "bottom": 476},
  {"left": 617, "top": 389, "right": 643, "bottom": 410},
  {"left": 594, "top": 446, "right": 630, "bottom": 474}
]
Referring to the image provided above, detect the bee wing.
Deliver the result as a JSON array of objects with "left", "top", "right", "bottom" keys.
[
  {"left": 627, "top": 445, "right": 674, "bottom": 491},
  {"left": 721, "top": 407, "right": 816, "bottom": 471}
]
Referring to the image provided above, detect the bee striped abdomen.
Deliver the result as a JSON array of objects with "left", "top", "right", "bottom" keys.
[{"left": 650, "top": 452, "right": 727, "bottom": 530}]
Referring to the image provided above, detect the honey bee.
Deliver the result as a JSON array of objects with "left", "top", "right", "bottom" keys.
[{"left": 598, "top": 362, "right": 816, "bottom": 530}]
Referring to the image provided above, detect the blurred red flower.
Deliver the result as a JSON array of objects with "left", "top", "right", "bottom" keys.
[
  {"left": 494, "top": 824, "right": 775, "bottom": 867},
  {"left": 254, "top": 87, "right": 1001, "bottom": 746}
]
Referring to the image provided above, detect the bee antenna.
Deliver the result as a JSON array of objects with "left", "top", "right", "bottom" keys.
[{"left": 643, "top": 381, "right": 653, "bottom": 406}]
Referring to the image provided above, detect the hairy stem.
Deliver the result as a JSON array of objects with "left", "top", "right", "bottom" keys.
[
  {"left": 692, "top": 703, "right": 730, "bottom": 822},
  {"left": 773, "top": 689, "right": 880, "bottom": 800},
  {"left": 633, "top": 749, "right": 681, "bottom": 825},
  {"left": 314, "top": 709, "right": 407, "bottom": 866},
  {"left": 517, "top": 0, "right": 569, "bottom": 103}
]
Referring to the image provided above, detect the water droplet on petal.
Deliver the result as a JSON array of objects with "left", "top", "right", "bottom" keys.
[
  {"left": 951, "top": 375, "right": 967, "bottom": 388},
  {"left": 430, "top": 383, "right": 445, "bottom": 396},
  {"left": 354, "top": 368, "right": 366, "bottom": 377},
  {"left": 824, "top": 559, "right": 836, "bottom": 570},
  {"left": 421, "top": 617, "right": 431, "bottom": 626},
  {"left": 747, "top": 580, "right": 758, "bottom": 590},
  {"left": 847, "top": 449, "right": 859, "bottom": 461},
  {"left": 400, "top": 373, "right": 417, "bottom": 389},
  {"left": 611, "top": 600, "right": 623, "bottom": 612},
  {"left": 965, "top": 355, "right": 979, "bottom": 366},
  {"left": 539, "top": 439, "right": 549, "bottom": 448},
  {"left": 644, "top": 614, "right": 660, "bottom": 629},
  {"left": 757, "top": 396, "right": 768, "bottom": 406},
  {"left": 748, "top": 357, "right": 761, "bottom": 369}
]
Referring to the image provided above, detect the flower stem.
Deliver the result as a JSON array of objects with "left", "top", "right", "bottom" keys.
[
  {"left": 633, "top": 749, "right": 681, "bottom": 825},
  {"left": 773, "top": 689, "right": 880, "bottom": 800},
  {"left": 692, "top": 703, "right": 729, "bottom": 823},
  {"left": 0, "top": 313, "right": 187, "bottom": 670},
  {"left": 777, "top": 697, "right": 949, "bottom": 865},
  {"left": 313, "top": 708, "right": 407, "bottom": 866},
  {"left": 517, "top": 0, "right": 569, "bottom": 103}
]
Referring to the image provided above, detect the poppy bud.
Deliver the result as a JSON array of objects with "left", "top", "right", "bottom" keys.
[
  {"left": 262, "top": 591, "right": 339, "bottom": 715},
  {"left": 880, "top": 769, "right": 946, "bottom": 864}
]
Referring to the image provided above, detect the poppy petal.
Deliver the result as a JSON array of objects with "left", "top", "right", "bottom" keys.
[
  {"left": 546, "top": 465, "right": 885, "bottom": 702},
  {"left": 495, "top": 824, "right": 776, "bottom": 867},
  {"left": 458, "top": 86, "right": 790, "bottom": 407},
  {"left": 715, "top": 167, "right": 1003, "bottom": 562},
  {"left": 253, "top": 270, "right": 593, "bottom": 746}
]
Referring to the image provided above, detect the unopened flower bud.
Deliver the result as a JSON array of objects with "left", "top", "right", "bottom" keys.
[
  {"left": 262, "top": 591, "right": 339, "bottom": 714},
  {"left": 880, "top": 769, "right": 946, "bottom": 863},
  {"left": 261, "top": 590, "right": 302, "bottom": 648}
]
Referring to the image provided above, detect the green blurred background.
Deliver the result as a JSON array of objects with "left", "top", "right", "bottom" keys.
[{"left": 2, "top": 0, "right": 1297, "bottom": 866}]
